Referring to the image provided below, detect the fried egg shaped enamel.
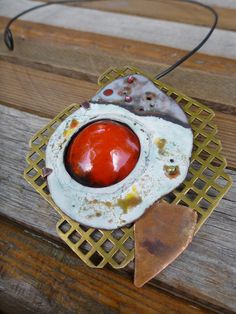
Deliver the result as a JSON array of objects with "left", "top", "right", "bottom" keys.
[{"left": 46, "top": 75, "right": 193, "bottom": 229}]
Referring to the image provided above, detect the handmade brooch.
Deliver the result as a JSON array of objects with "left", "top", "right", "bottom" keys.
[
  {"left": 23, "top": 66, "right": 231, "bottom": 286},
  {"left": 4, "top": 0, "right": 232, "bottom": 287}
]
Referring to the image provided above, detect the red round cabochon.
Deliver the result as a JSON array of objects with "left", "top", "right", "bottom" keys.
[{"left": 65, "top": 120, "right": 140, "bottom": 188}]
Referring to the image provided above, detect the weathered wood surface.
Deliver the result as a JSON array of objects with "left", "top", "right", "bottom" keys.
[
  {"left": 0, "top": 104, "right": 236, "bottom": 313},
  {"left": 2, "top": 0, "right": 236, "bottom": 59},
  {"left": 0, "top": 60, "right": 235, "bottom": 168},
  {"left": 1, "top": 0, "right": 236, "bottom": 313},
  {"left": 0, "top": 16, "right": 235, "bottom": 115},
  {"left": 1, "top": 218, "right": 214, "bottom": 314},
  {"left": 73, "top": 0, "right": 236, "bottom": 31},
  {"left": 1, "top": 18, "right": 236, "bottom": 111},
  {"left": 1, "top": 17, "right": 236, "bottom": 78}
]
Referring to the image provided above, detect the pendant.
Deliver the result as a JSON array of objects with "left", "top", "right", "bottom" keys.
[{"left": 24, "top": 66, "right": 231, "bottom": 286}]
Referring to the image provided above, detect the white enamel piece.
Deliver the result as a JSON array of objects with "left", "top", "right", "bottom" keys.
[{"left": 46, "top": 101, "right": 193, "bottom": 229}]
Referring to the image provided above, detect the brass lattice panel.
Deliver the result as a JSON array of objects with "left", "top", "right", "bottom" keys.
[
  {"left": 24, "top": 66, "right": 232, "bottom": 269},
  {"left": 57, "top": 218, "right": 134, "bottom": 268},
  {"left": 98, "top": 66, "right": 232, "bottom": 232},
  {"left": 24, "top": 103, "right": 134, "bottom": 268}
]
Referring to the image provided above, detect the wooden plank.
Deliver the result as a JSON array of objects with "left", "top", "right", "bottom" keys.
[
  {"left": 1, "top": 0, "right": 236, "bottom": 59},
  {"left": 0, "top": 60, "right": 97, "bottom": 117},
  {"left": 38, "top": 0, "right": 236, "bottom": 15},
  {"left": 0, "top": 104, "right": 235, "bottom": 312},
  {"left": 76, "top": 0, "right": 236, "bottom": 31},
  {"left": 1, "top": 17, "right": 236, "bottom": 78},
  {"left": 1, "top": 53, "right": 235, "bottom": 113},
  {"left": 214, "top": 112, "right": 236, "bottom": 169},
  {"left": 1, "top": 18, "right": 236, "bottom": 111},
  {"left": 0, "top": 219, "right": 214, "bottom": 314},
  {"left": 0, "top": 60, "right": 235, "bottom": 168}
]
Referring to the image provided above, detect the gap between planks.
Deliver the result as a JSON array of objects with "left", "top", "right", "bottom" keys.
[
  {"left": 0, "top": 104, "right": 235, "bottom": 312},
  {"left": 0, "top": 60, "right": 235, "bottom": 169}
]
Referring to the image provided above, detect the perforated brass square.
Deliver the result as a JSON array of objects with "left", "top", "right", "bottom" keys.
[{"left": 24, "top": 66, "right": 232, "bottom": 268}]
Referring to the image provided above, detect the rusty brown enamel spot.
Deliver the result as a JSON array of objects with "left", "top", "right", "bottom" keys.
[
  {"left": 163, "top": 165, "right": 180, "bottom": 179},
  {"left": 70, "top": 119, "right": 79, "bottom": 128},
  {"left": 134, "top": 203, "right": 197, "bottom": 288}
]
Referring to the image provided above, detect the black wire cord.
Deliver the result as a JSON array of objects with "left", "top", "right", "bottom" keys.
[
  {"left": 3, "top": 0, "right": 218, "bottom": 80},
  {"left": 155, "top": 0, "right": 218, "bottom": 79}
]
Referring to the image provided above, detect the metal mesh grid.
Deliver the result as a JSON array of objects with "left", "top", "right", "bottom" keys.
[
  {"left": 98, "top": 66, "right": 232, "bottom": 232},
  {"left": 57, "top": 218, "right": 134, "bottom": 268},
  {"left": 24, "top": 66, "right": 232, "bottom": 269},
  {"left": 24, "top": 103, "right": 134, "bottom": 268}
]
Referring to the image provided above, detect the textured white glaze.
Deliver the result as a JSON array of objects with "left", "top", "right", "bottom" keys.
[{"left": 46, "top": 103, "right": 193, "bottom": 229}]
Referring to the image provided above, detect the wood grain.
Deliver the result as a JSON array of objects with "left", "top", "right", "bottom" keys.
[
  {"left": 1, "top": 0, "right": 236, "bottom": 59},
  {"left": 0, "top": 1, "right": 236, "bottom": 312},
  {"left": 0, "top": 104, "right": 235, "bottom": 312},
  {"left": 31, "top": 0, "right": 236, "bottom": 11},
  {"left": 1, "top": 18, "right": 236, "bottom": 111},
  {"left": 1, "top": 17, "right": 236, "bottom": 78},
  {"left": 0, "top": 60, "right": 235, "bottom": 168},
  {"left": 77, "top": 0, "right": 236, "bottom": 31},
  {"left": 0, "top": 218, "right": 214, "bottom": 314},
  {"left": 214, "top": 112, "right": 236, "bottom": 169}
]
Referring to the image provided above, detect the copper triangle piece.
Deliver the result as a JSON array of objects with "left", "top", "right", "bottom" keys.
[{"left": 134, "top": 203, "right": 197, "bottom": 287}]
